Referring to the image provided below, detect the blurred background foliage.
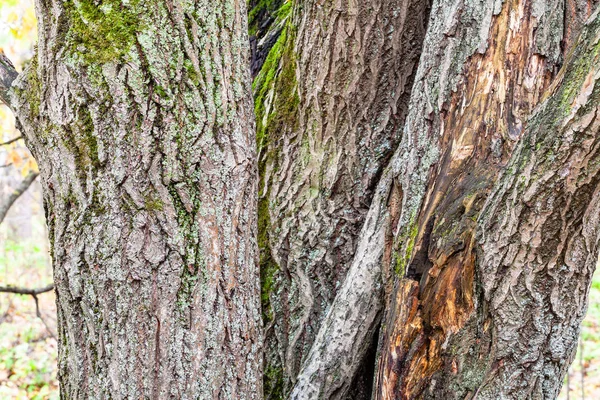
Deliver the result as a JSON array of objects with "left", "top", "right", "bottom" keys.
[
  {"left": 0, "top": 1, "right": 597, "bottom": 399},
  {"left": 1, "top": 0, "right": 57, "bottom": 399}
]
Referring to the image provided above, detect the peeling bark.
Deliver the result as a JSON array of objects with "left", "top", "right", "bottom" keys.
[
  {"left": 374, "top": 0, "right": 600, "bottom": 398},
  {"left": 9, "top": 1, "right": 261, "bottom": 398},
  {"left": 469, "top": 14, "right": 600, "bottom": 394},
  {"left": 293, "top": 0, "right": 600, "bottom": 398}
]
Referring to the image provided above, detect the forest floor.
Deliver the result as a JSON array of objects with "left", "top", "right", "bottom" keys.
[
  {"left": 0, "top": 235, "right": 599, "bottom": 399},
  {"left": 0, "top": 238, "right": 57, "bottom": 400}
]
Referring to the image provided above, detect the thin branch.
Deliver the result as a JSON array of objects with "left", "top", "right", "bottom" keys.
[
  {"left": 0, "top": 52, "right": 18, "bottom": 107},
  {"left": 0, "top": 135, "right": 23, "bottom": 146},
  {"left": 0, "top": 170, "right": 39, "bottom": 224},
  {"left": 0, "top": 284, "right": 54, "bottom": 295},
  {"left": 31, "top": 292, "right": 57, "bottom": 340},
  {"left": 0, "top": 284, "right": 57, "bottom": 339}
]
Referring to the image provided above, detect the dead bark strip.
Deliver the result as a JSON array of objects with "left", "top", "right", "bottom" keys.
[
  {"left": 374, "top": 1, "right": 600, "bottom": 398},
  {"left": 293, "top": 0, "right": 598, "bottom": 398}
]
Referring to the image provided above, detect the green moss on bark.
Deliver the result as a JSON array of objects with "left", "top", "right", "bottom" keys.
[
  {"left": 253, "top": 8, "right": 298, "bottom": 397},
  {"left": 64, "top": 0, "right": 142, "bottom": 64},
  {"left": 254, "top": 12, "right": 298, "bottom": 325},
  {"left": 248, "top": 0, "right": 289, "bottom": 37}
]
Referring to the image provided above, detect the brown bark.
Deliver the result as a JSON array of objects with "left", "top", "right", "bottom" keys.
[
  {"left": 6, "top": 0, "right": 262, "bottom": 398},
  {"left": 292, "top": 0, "right": 570, "bottom": 396}
]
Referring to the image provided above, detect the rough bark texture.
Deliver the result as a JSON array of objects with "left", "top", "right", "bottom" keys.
[
  {"left": 293, "top": 0, "right": 599, "bottom": 398},
  {"left": 470, "top": 13, "right": 600, "bottom": 395},
  {"left": 252, "top": 0, "right": 430, "bottom": 396},
  {"left": 10, "top": 0, "right": 262, "bottom": 398},
  {"left": 375, "top": 0, "right": 600, "bottom": 398}
]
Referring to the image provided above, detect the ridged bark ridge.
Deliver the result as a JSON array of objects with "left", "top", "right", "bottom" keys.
[
  {"left": 11, "top": 1, "right": 261, "bottom": 398},
  {"left": 374, "top": 0, "right": 600, "bottom": 397},
  {"left": 253, "top": 0, "right": 430, "bottom": 396},
  {"left": 293, "top": 0, "right": 599, "bottom": 398},
  {"left": 471, "top": 13, "right": 600, "bottom": 395}
]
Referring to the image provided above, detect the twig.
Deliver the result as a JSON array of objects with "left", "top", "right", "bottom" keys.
[
  {"left": 0, "top": 170, "right": 39, "bottom": 224},
  {"left": 0, "top": 284, "right": 57, "bottom": 339},
  {"left": 0, "top": 135, "right": 22, "bottom": 146},
  {"left": 32, "top": 293, "right": 57, "bottom": 340},
  {"left": 0, "top": 284, "right": 54, "bottom": 296}
]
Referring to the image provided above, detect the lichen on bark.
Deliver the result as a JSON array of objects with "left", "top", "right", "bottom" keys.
[{"left": 10, "top": 0, "right": 263, "bottom": 398}]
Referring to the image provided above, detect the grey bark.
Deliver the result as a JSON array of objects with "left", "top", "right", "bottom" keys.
[
  {"left": 472, "top": 13, "right": 600, "bottom": 395},
  {"left": 293, "top": 0, "right": 598, "bottom": 398},
  {"left": 6, "top": 0, "right": 262, "bottom": 398},
  {"left": 253, "top": 0, "right": 430, "bottom": 396},
  {"left": 0, "top": 52, "right": 18, "bottom": 106},
  {"left": 373, "top": 0, "right": 600, "bottom": 397},
  {"left": 377, "top": 9, "right": 600, "bottom": 397}
]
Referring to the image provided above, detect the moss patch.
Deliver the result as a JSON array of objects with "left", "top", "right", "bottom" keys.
[
  {"left": 64, "top": 0, "right": 142, "bottom": 64},
  {"left": 263, "top": 364, "right": 285, "bottom": 399}
]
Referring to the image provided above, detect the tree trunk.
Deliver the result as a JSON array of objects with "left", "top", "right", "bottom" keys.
[
  {"left": 8, "top": 1, "right": 262, "bottom": 398},
  {"left": 1, "top": 0, "right": 598, "bottom": 397},
  {"left": 372, "top": 0, "right": 600, "bottom": 398},
  {"left": 290, "top": 0, "right": 600, "bottom": 398},
  {"left": 251, "top": 0, "right": 430, "bottom": 396}
]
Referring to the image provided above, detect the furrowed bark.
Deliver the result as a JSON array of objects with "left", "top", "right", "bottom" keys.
[
  {"left": 253, "top": 0, "right": 430, "bottom": 396},
  {"left": 470, "top": 12, "right": 600, "bottom": 395},
  {"left": 290, "top": 170, "right": 399, "bottom": 399},
  {"left": 10, "top": 1, "right": 261, "bottom": 398},
  {"left": 375, "top": 0, "right": 600, "bottom": 398},
  {"left": 293, "top": 0, "right": 598, "bottom": 398}
]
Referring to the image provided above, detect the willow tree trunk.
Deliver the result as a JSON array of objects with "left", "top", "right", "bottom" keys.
[
  {"left": 250, "top": 0, "right": 430, "bottom": 396},
  {"left": 376, "top": 7, "right": 600, "bottom": 396},
  {"left": 4, "top": 1, "right": 262, "bottom": 398},
  {"left": 287, "top": 0, "right": 600, "bottom": 398}
]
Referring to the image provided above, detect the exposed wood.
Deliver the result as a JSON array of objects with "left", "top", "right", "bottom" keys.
[
  {"left": 470, "top": 12, "right": 600, "bottom": 394},
  {"left": 374, "top": 0, "right": 600, "bottom": 397},
  {"left": 298, "top": 0, "right": 570, "bottom": 397}
]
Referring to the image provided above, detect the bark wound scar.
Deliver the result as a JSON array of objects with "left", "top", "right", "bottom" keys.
[{"left": 377, "top": 0, "right": 558, "bottom": 396}]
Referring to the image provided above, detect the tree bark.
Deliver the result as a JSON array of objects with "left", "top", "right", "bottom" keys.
[
  {"left": 8, "top": 0, "right": 262, "bottom": 398},
  {"left": 252, "top": 0, "right": 430, "bottom": 396},
  {"left": 375, "top": 0, "right": 600, "bottom": 398},
  {"left": 1, "top": 0, "right": 598, "bottom": 398},
  {"left": 293, "top": 0, "right": 599, "bottom": 398}
]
